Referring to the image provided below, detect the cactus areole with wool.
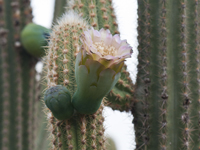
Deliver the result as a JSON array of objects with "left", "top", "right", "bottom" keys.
[{"left": 72, "top": 28, "right": 132, "bottom": 114}]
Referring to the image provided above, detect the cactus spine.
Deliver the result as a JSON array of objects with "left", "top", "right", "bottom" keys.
[
  {"left": 43, "top": 12, "right": 106, "bottom": 150},
  {"left": 133, "top": 0, "right": 200, "bottom": 149}
]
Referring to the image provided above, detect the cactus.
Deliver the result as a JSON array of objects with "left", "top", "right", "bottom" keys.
[
  {"left": 1, "top": 0, "right": 134, "bottom": 149},
  {"left": 0, "top": 0, "right": 133, "bottom": 150},
  {"left": 3, "top": 0, "right": 200, "bottom": 150},
  {"left": 132, "top": 0, "right": 200, "bottom": 149},
  {"left": 68, "top": 0, "right": 135, "bottom": 112},
  {"left": 0, "top": 0, "right": 42, "bottom": 150},
  {"left": 43, "top": 12, "right": 107, "bottom": 150}
]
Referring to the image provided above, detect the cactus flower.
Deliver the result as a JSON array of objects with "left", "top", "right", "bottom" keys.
[
  {"left": 72, "top": 28, "right": 132, "bottom": 114},
  {"left": 44, "top": 85, "right": 74, "bottom": 120}
]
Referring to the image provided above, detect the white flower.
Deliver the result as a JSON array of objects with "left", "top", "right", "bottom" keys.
[{"left": 81, "top": 28, "right": 132, "bottom": 72}]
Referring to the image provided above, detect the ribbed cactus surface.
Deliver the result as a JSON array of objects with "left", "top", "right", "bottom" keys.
[
  {"left": 43, "top": 12, "right": 106, "bottom": 150},
  {"left": 133, "top": 0, "right": 200, "bottom": 149},
  {"left": 0, "top": 0, "right": 40, "bottom": 150}
]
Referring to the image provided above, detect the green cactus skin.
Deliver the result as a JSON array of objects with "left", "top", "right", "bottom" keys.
[
  {"left": 68, "top": 0, "right": 99, "bottom": 29},
  {"left": 69, "top": 0, "right": 119, "bottom": 34},
  {"left": 53, "top": 0, "right": 68, "bottom": 23},
  {"left": 44, "top": 85, "right": 74, "bottom": 120},
  {"left": 187, "top": 0, "right": 200, "bottom": 149},
  {"left": 21, "top": 23, "right": 50, "bottom": 57},
  {"left": 133, "top": 0, "right": 200, "bottom": 149},
  {"left": 0, "top": 0, "right": 40, "bottom": 150},
  {"left": 95, "top": 0, "right": 119, "bottom": 34}
]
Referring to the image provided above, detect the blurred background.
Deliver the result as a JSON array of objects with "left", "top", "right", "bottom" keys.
[{"left": 31, "top": 0, "right": 138, "bottom": 149}]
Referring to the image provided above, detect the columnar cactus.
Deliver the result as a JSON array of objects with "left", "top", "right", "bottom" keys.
[
  {"left": 0, "top": 0, "right": 41, "bottom": 150},
  {"left": 133, "top": 0, "right": 200, "bottom": 149},
  {"left": 43, "top": 12, "right": 107, "bottom": 150},
  {"left": 4, "top": 0, "right": 200, "bottom": 150}
]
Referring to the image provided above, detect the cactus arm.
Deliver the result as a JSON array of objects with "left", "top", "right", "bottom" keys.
[
  {"left": 95, "top": 0, "right": 117, "bottom": 33},
  {"left": 53, "top": 0, "right": 68, "bottom": 22},
  {"left": 88, "top": 0, "right": 99, "bottom": 29},
  {"left": 105, "top": 0, "right": 118, "bottom": 34}
]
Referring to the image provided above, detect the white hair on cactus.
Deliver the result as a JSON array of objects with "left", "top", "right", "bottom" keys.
[{"left": 53, "top": 10, "right": 88, "bottom": 31}]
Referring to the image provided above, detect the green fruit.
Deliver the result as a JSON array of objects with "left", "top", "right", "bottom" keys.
[
  {"left": 44, "top": 85, "right": 74, "bottom": 120},
  {"left": 20, "top": 23, "right": 50, "bottom": 57}
]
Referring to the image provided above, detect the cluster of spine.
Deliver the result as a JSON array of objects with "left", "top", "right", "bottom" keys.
[
  {"left": 68, "top": 0, "right": 135, "bottom": 112},
  {"left": 133, "top": 0, "right": 200, "bottom": 149},
  {"left": 97, "top": 0, "right": 118, "bottom": 34},
  {"left": 68, "top": 0, "right": 99, "bottom": 29},
  {"left": 159, "top": 0, "right": 167, "bottom": 148},
  {"left": 43, "top": 12, "right": 106, "bottom": 150},
  {"left": 180, "top": 1, "right": 190, "bottom": 148},
  {"left": 69, "top": 0, "right": 118, "bottom": 34},
  {"left": 0, "top": 0, "right": 40, "bottom": 150},
  {"left": 96, "top": 106, "right": 106, "bottom": 150},
  {"left": 188, "top": 0, "right": 200, "bottom": 149}
]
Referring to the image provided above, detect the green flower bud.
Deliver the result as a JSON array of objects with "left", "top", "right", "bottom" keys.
[
  {"left": 21, "top": 23, "right": 50, "bottom": 57},
  {"left": 44, "top": 85, "right": 74, "bottom": 120}
]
